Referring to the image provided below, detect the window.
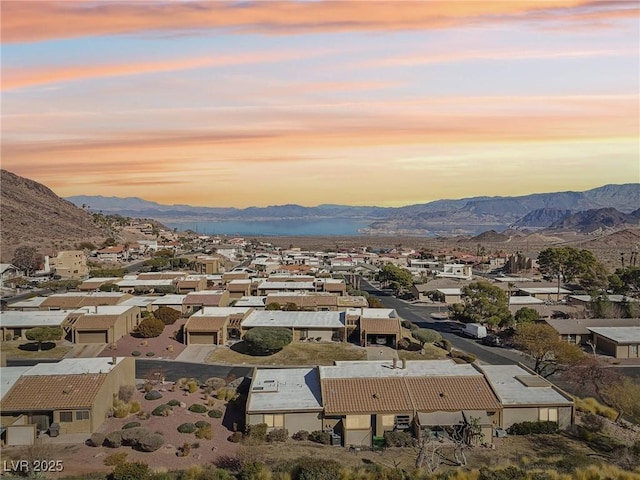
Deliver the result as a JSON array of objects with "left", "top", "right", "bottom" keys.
[
  {"left": 539, "top": 408, "right": 558, "bottom": 422},
  {"left": 345, "top": 415, "right": 370, "bottom": 429},
  {"left": 263, "top": 414, "right": 284, "bottom": 428},
  {"left": 60, "top": 411, "right": 72, "bottom": 422},
  {"left": 76, "top": 410, "right": 90, "bottom": 421}
]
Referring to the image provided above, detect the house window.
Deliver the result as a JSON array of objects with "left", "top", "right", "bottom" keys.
[
  {"left": 345, "top": 415, "right": 370, "bottom": 429},
  {"left": 263, "top": 414, "right": 284, "bottom": 428},
  {"left": 539, "top": 408, "right": 558, "bottom": 422},
  {"left": 395, "top": 415, "right": 411, "bottom": 429},
  {"left": 76, "top": 410, "right": 90, "bottom": 421},
  {"left": 60, "top": 411, "right": 73, "bottom": 422}
]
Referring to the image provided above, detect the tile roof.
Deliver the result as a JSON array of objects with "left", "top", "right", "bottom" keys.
[
  {"left": 184, "top": 294, "right": 224, "bottom": 306},
  {"left": 73, "top": 315, "right": 118, "bottom": 329},
  {"left": 1, "top": 374, "right": 107, "bottom": 411},
  {"left": 360, "top": 318, "right": 402, "bottom": 335},
  {"left": 185, "top": 316, "right": 228, "bottom": 331},
  {"left": 406, "top": 376, "right": 500, "bottom": 412}
]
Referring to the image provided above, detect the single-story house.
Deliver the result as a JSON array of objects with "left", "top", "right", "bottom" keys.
[
  {"left": 241, "top": 310, "right": 346, "bottom": 342},
  {"left": 437, "top": 264, "right": 473, "bottom": 280},
  {"left": 183, "top": 290, "right": 230, "bottom": 313},
  {"left": 226, "top": 279, "right": 252, "bottom": 299},
  {"left": 39, "top": 292, "right": 133, "bottom": 311},
  {"left": 233, "top": 296, "right": 267, "bottom": 309},
  {"left": 176, "top": 276, "right": 208, "bottom": 293},
  {"left": 568, "top": 295, "right": 639, "bottom": 308},
  {"left": 0, "top": 264, "right": 23, "bottom": 285},
  {"left": 115, "top": 277, "right": 176, "bottom": 294},
  {"left": 5, "top": 297, "right": 47, "bottom": 311},
  {"left": 587, "top": 327, "right": 640, "bottom": 359},
  {"left": 315, "top": 278, "right": 346, "bottom": 295},
  {"left": 545, "top": 318, "right": 640, "bottom": 345},
  {"left": 437, "top": 288, "right": 463, "bottom": 305},
  {"left": 257, "top": 281, "right": 316, "bottom": 296},
  {"left": 151, "top": 294, "right": 187, "bottom": 314},
  {"left": 516, "top": 287, "right": 571, "bottom": 302},
  {"left": 246, "top": 367, "right": 323, "bottom": 435},
  {"left": 358, "top": 308, "right": 402, "bottom": 347},
  {"left": 478, "top": 364, "right": 574, "bottom": 429},
  {"left": 67, "top": 305, "right": 141, "bottom": 344},
  {"left": 1, "top": 357, "right": 135, "bottom": 444},
  {"left": 0, "top": 311, "right": 73, "bottom": 341},
  {"left": 183, "top": 307, "right": 253, "bottom": 345},
  {"left": 194, "top": 257, "right": 221, "bottom": 275},
  {"left": 78, "top": 277, "right": 120, "bottom": 292}
]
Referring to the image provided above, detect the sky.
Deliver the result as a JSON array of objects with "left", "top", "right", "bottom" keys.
[{"left": 2, "top": 1, "right": 639, "bottom": 208}]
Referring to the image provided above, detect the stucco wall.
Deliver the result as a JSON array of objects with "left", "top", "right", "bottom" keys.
[
  {"left": 92, "top": 357, "right": 136, "bottom": 432},
  {"left": 283, "top": 412, "right": 322, "bottom": 435},
  {"left": 502, "top": 407, "right": 539, "bottom": 429},
  {"left": 344, "top": 428, "right": 372, "bottom": 447}
]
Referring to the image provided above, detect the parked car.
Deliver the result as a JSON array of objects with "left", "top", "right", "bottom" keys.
[
  {"left": 481, "top": 335, "right": 502, "bottom": 347},
  {"left": 462, "top": 323, "right": 487, "bottom": 339}
]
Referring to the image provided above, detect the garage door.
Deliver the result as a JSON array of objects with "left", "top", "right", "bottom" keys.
[
  {"left": 77, "top": 331, "right": 108, "bottom": 343},
  {"left": 189, "top": 332, "right": 216, "bottom": 345}
]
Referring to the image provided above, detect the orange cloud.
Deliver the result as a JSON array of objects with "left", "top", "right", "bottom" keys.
[{"left": 2, "top": 1, "right": 636, "bottom": 44}]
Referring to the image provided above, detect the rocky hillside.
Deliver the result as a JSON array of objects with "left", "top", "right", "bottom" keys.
[
  {"left": 0, "top": 169, "right": 107, "bottom": 261},
  {"left": 546, "top": 207, "right": 640, "bottom": 233},
  {"left": 512, "top": 208, "right": 572, "bottom": 228}
]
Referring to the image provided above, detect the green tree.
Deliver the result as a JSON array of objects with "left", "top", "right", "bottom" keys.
[
  {"left": 136, "top": 317, "right": 164, "bottom": 338},
  {"left": 101, "top": 237, "right": 117, "bottom": 248},
  {"left": 25, "top": 327, "right": 63, "bottom": 351},
  {"left": 512, "top": 323, "right": 584, "bottom": 378},
  {"left": 449, "top": 282, "right": 512, "bottom": 327},
  {"left": 611, "top": 266, "right": 640, "bottom": 295},
  {"left": 514, "top": 307, "right": 539, "bottom": 324},
  {"left": 376, "top": 263, "right": 413, "bottom": 295},
  {"left": 244, "top": 327, "right": 292, "bottom": 355},
  {"left": 11, "top": 246, "right": 43, "bottom": 277},
  {"left": 412, "top": 328, "right": 442, "bottom": 347},
  {"left": 153, "top": 307, "right": 180, "bottom": 325},
  {"left": 283, "top": 302, "right": 299, "bottom": 311},
  {"left": 538, "top": 247, "right": 607, "bottom": 292},
  {"left": 99, "top": 283, "right": 120, "bottom": 292},
  {"left": 265, "top": 302, "right": 281, "bottom": 311}
]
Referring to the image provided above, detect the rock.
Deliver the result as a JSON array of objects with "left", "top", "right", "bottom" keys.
[
  {"left": 166, "top": 444, "right": 174, "bottom": 449},
  {"left": 94, "top": 452, "right": 106, "bottom": 458},
  {"left": 179, "top": 402, "right": 186, "bottom": 408}
]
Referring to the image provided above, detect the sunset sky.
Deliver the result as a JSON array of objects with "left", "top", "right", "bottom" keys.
[{"left": 2, "top": 1, "right": 639, "bottom": 208}]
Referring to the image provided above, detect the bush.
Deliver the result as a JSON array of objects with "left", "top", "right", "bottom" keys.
[
  {"left": 129, "top": 401, "right": 141, "bottom": 414},
  {"left": 104, "top": 431, "right": 123, "bottom": 448},
  {"left": 103, "top": 452, "right": 128, "bottom": 466},
  {"left": 87, "top": 432, "right": 106, "bottom": 447},
  {"left": 292, "top": 430, "right": 309, "bottom": 441},
  {"left": 144, "top": 390, "right": 163, "bottom": 401},
  {"left": 216, "top": 388, "right": 237, "bottom": 401},
  {"left": 112, "top": 461, "right": 149, "bottom": 480},
  {"left": 439, "top": 339, "right": 453, "bottom": 352},
  {"left": 294, "top": 457, "right": 342, "bottom": 480},
  {"left": 205, "top": 377, "right": 227, "bottom": 390},
  {"left": 119, "top": 385, "right": 135, "bottom": 403},
  {"left": 188, "top": 404, "right": 208, "bottom": 413},
  {"left": 412, "top": 328, "right": 442, "bottom": 346},
  {"left": 137, "top": 433, "right": 165, "bottom": 452},
  {"left": 266, "top": 428, "right": 288, "bottom": 443},
  {"left": 145, "top": 352, "right": 155, "bottom": 357},
  {"left": 152, "top": 404, "right": 172, "bottom": 416},
  {"left": 215, "top": 455, "right": 243, "bottom": 472},
  {"left": 227, "top": 431, "right": 243, "bottom": 443},
  {"left": 122, "top": 422, "right": 141, "bottom": 430},
  {"left": 397, "top": 339, "right": 410, "bottom": 350},
  {"left": 310, "top": 430, "right": 331, "bottom": 445},
  {"left": 244, "top": 327, "right": 292, "bottom": 355},
  {"left": 136, "top": 317, "right": 165, "bottom": 338},
  {"left": 208, "top": 409, "right": 223, "bottom": 418},
  {"left": 238, "top": 462, "right": 270, "bottom": 480},
  {"left": 131, "top": 351, "right": 141, "bottom": 357},
  {"left": 246, "top": 423, "right": 267, "bottom": 442},
  {"left": 167, "top": 399, "right": 181, "bottom": 407},
  {"left": 195, "top": 420, "right": 211, "bottom": 429},
  {"left": 186, "top": 380, "right": 199, "bottom": 394},
  {"left": 450, "top": 349, "right": 477, "bottom": 363},
  {"left": 384, "top": 430, "right": 413, "bottom": 447},
  {"left": 178, "top": 423, "right": 197, "bottom": 434},
  {"left": 195, "top": 425, "right": 213, "bottom": 440},
  {"left": 582, "top": 413, "right": 606, "bottom": 433},
  {"left": 153, "top": 306, "right": 181, "bottom": 325},
  {"left": 121, "top": 427, "right": 151, "bottom": 447},
  {"left": 113, "top": 399, "right": 131, "bottom": 418},
  {"left": 507, "top": 421, "right": 559, "bottom": 435}
]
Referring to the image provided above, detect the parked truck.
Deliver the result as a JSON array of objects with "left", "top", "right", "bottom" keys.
[{"left": 462, "top": 323, "right": 487, "bottom": 339}]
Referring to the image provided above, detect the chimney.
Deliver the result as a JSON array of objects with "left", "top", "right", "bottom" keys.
[
  {"left": 94, "top": 305, "right": 98, "bottom": 314},
  {"left": 392, "top": 358, "right": 398, "bottom": 369},
  {"left": 111, "top": 356, "right": 117, "bottom": 365},
  {"left": 401, "top": 358, "right": 407, "bottom": 369}
]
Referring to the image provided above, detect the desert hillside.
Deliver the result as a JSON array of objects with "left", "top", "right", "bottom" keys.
[{"left": 0, "top": 169, "right": 107, "bottom": 261}]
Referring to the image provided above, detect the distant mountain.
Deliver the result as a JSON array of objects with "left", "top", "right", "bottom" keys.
[
  {"left": 1, "top": 170, "right": 106, "bottom": 260},
  {"left": 469, "top": 230, "right": 510, "bottom": 243},
  {"left": 546, "top": 207, "right": 640, "bottom": 233},
  {"left": 512, "top": 208, "right": 573, "bottom": 228},
  {"left": 67, "top": 183, "right": 640, "bottom": 236}
]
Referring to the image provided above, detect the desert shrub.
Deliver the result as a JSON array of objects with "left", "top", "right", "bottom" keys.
[
  {"left": 294, "top": 457, "right": 342, "bottom": 480},
  {"left": 144, "top": 390, "right": 163, "bottom": 401},
  {"left": 113, "top": 399, "right": 131, "bottom": 418},
  {"left": 118, "top": 385, "right": 135, "bottom": 403},
  {"left": 396, "top": 339, "right": 410, "bottom": 350},
  {"left": 292, "top": 430, "right": 309, "bottom": 441},
  {"left": 121, "top": 427, "right": 151, "bottom": 447},
  {"left": 145, "top": 352, "right": 155, "bottom": 357},
  {"left": 152, "top": 404, "right": 172, "bottom": 416},
  {"left": 576, "top": 397, "right": 618, "bottom": 420},
  {"left": 177, "top": 442, "right": 191, "bottom": 457},
  {"left": 216, "top": 387, "right": 237, "bottom": 401},
  {"left": 227, "top": 431, "right": 243, "bottom": 443},
  {"left": 582, "top": 413, "right": 606, "bottom": 433},
  {"left": 167, "top": 399, "right": 181, "bottom": 407},
  {"left": 195, "top": 424, "right": 213, "bottom": 440},
  {"left": 188, "top": 404, "right": 208, "bottom": 413},
  {"left": 478, "top": 466, "right": 530, "bottom": 480},
  {"left": 195, "top": 420, "right": 211, "bottom": 429},
  {"left": 131, "top": 351, "right": 141, "bottom": 357},
  {"left": 412, "top": 328, "right": 442, "bottom": 346},
  {"left": 208, "top": 409, "right": 223, "bottom": 418},
  {"left": 154, "top": 306, "right": 181, "bottom": 325},
  {"left": 507, "top": 421, "right": 559, "bottom": 435},
  {"left": 103, "top": 451, "right": 128, "bottom": 466},
  {"left": 137, "top": 433, "right": 164, "bottom": 452},
  {"left": 450, "top": 349, "right": 477, "bottom": 363},
  {"left": 383, "top": 430, "right": 413, "bottom": 447},
  {"left": 401, "top": 320, "right": 414, "bottom": 330},
  {"left": 266, "top": 428, "right": 288, "bottom": 443},
  {"left": 244, "top": 327, "right": 292, "bottom": 355},
  {"left": 178, "top": 423, "right": 197, "bottom": 434},
  {"left": 555, "top": 453, "right": 598, "bottom": 473},
  {"left": 129, "top": 400, "right": 141, "bottom": 414},
  {"left": 87, "top": 432, "right": 106, "bottom": 447},
  {"left": 246, "top": 423, "right": 267, "bottom": 442},
  {"left": 112, "top": 461, "right": 150, "bottom": 480},
  {"left": 309, "top": 430, "right": 331, "bottom": 445},
  {"left": 104, "top": 431, "right": 123, "bottom": 448},
  {"left": 238, "top": 462, "right": 270, "bottom": 480},
  {"left": 136, "top": 317, "right": 165, "bottom": 338},
  {"left": 122, "top": 422, "right": 141, "bottom": 430},
  {"left": 439, "top": 338, "right": 453, "bottom": 352},
  {"left": 215, "top": 455, "right": 243, "bottom": 472},
  {"left": 205, "top": 377, "right": 227, "bottom": 390},
  {"left": 185, "top": 380, "right": 199, "bottom": 393},
  {"left": 142, "top": 382, "right": 154, "bottom": 393}
]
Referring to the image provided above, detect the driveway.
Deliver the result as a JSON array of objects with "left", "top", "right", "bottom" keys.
[
  {"left": 64, "top": 343, "right": 107, "bottom": 358},
  {"left": 174, "top": 344, "right": 217, "bottom": 363}
]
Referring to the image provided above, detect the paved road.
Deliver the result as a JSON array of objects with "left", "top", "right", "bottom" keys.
[{"left": 135, "top": 359, "right": 252, "bottom": 383}]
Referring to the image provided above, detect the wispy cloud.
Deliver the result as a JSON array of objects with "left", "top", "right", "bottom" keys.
[{"left": 3, "top": 1, "right": 637, "bottom": 44}]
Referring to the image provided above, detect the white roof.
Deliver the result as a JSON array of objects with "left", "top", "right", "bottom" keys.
[
  {"left": 116, "top": 279, "right": 175, "bottom": 287},
  {"left": 7, "top": 297, "right": 47, "bottom": 309},
  {"left": 247, "top": 368, "right": 322, "bottom": 413},
  {"left": 509, "top": 296, "right": 545, "bottom": 305},
  {"left": 49, "top": 292, "right": 127, "bottom": 299},
  {"left": 82, "top": 277, "right": 120, "bottom": 283},
  {"left": 228, "top": 279, "right": 251, "bottom": 285},
  {"left": 570, "top": 295, "right": 638, "bottom": 303},
  {"left": 437, "top": 288, "right": 462, "bottom": 295},
  {"left": 234, "top": 296, "right": 267, "bottom": 307},
  {"left": 495, "top": 277, "right": 534, "bottom": 283},
  {"left": 320, "top": 360, "right": 481, "bottom": 379},
  {"left": 0, "top": 263, "right": 20, "bottom": 274},
  {"left": 73, "top": 305, "right": 136, "bottom": 315},
  {"left": 194, "top": 307, "right": 253, "bottom": 317},
  {"left": 151, "top": 295, "right": 187, "bottom": 305},
  {"left": 186, "top": 290, "right": 225, "bottom": 296},
  {"left": 519, "top": 287, "right": 571, "bottom": 294},
  {"left": 242, "top": 310, "right": 344, "bottom": 328},
  {"left": 360, "top": 308, "right": 398, "bottom": 319},
  {"left": 479, "top": 365, "right": 573, "bottom": 406},
  {"left": 258, "top": 282, "right": 315, "bottom": 290},
  {"left": 1, "top": 366, "right": 31, "bottom": 399},
  {"left": 588, "top": 326, "right": 640, "bottom": 344},
  {"left": 22, "top": 357, "right": 127, "bottom": 376},
  {"left": 120, "top": 296, "right": 158, "bottom": 307},
  {"left": 0, "top": 310, "right": 72, "bottom": 328}
]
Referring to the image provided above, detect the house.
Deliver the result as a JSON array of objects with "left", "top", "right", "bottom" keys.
[
  {"left": 66, "top": 305, "right": 141, "bottom": 344},
  {"left": 49, "top": 250, "right": 89, "bottom": 279},
  {"left": 226, "top": 279, "right": 252, "bottom": 299},
  {"left": 176, "top": 276, "right": 208, "bottom": 293},
  {"left": 316, "top": 278, "right": 347, "bottom": 295},
  {"left": 183, "top": 290, "right": 230, "bottom": 313},
  {"left": 545, "top": 318, "right": 640, "bottom": 345},
  {"left": 587, "top": 327, "right": 640, "bottom": 359},
  {"left": 194, "top": 257, "right": 221, "bottom": 275},
  {"left": 0, "top": 311, "right": 72, "bottom": 341},
  {"left": 96, "top": 246, "right": 127, "bottom": 262},
  {"left": 516, "top": 287, "right": 571, "bottom": 303},
  {"left": 0, "top": 264, "right": 23, "bottom": 286},
  {"left": 478, "top": 364, "right": 574, "bottom": 429},
  {"left": 39, "top": 292, "right": 133, "bottom": 311},
  {"left": 241, "top": 310, "right": 346, "bottom": 342},
  {"left": 437, "top": 288, "right": 463, "bottom": 305},
  {"left": 183, "top": 307, "right": 253, "bottom": 345},
  {"left": 246, "top": 367, "right": 323, "bottom": 435},
  {"left": 234, "top": 296, "right": 267, "bottom": 309},
  {"left": 115, "top": 277, "right": 176, "bottom": 294},
  {"left": 358, "top": 308, "right": 402, "bottom": 347},
  {"left": 437, "top": 264, "right": 473, "bottom": 280},
  {"left": 5, "top": 297, "right": 47, "bottom": 312},
  {"left": 150, "top": 295, "right": 187, "bottom": 314},
  {"left": 78, "top": 277, "right": 120, "bottom": 292},
  {"left": 1, "top": 357, "right": 135, "bottom": 445},
  {"left": 257, "top": 281, "right": 316, "bottom": 296}
]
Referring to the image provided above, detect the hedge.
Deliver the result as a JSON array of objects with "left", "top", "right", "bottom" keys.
[{"left": 507, "top": 421, "right": 559, "bottom": 435}]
